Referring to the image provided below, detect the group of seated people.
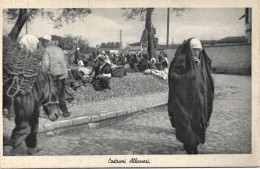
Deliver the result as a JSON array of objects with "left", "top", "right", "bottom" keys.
[
  {"left": 127, "top": 51, "right": 169, "bottom": 79},
  {"left": 70, "top": 51, "right": 127, "bottom": 91},
  {"left": 69, "top": 50, "right": 169, "bottom": 92}
]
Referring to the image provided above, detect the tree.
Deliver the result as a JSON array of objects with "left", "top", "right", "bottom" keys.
[
  {"left": 123, "top": 8, "right": 155, "bottom": 60},
  {"left": 77, "top": 36, "right": 90, "bottom": 53},
  {"left": 4, "top": 8, "right": 91, "bottom": 40},
  {"left": 100, "top": 42, "right": 107, "bottom": 48},
  {"left": 115, "top": 42, "right": 120, "bottom": 48},
  {"left": 107, "top": 42, "right": 111, "bottom": 48},
  {"left": 123, "top": 8, "right": 189, "bottom": 60},
  {"left": 63, "top": 34, "right": 75, "bottom": 50},
  {"left": 111, "top": 42, "right": 116, "bottom": 48},
  {"left": 145, "top": 8, "right": 155, "bottom": 60}
]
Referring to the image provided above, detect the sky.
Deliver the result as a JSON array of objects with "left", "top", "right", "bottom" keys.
[{"left": 3, "top": 8, "right": 246, "bottom": 47}]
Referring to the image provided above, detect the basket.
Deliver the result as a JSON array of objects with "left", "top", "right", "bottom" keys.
[{"left": 3, "top": 36, "right": 43, "bottom": 96}]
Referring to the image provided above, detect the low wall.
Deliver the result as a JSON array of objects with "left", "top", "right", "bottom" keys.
[{"left": 166, "top": 44, "right": 251, "bottom": 75}]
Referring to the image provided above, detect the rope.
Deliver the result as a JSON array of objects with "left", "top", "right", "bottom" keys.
[
  {"left": 6, "top": 67, "right": 39, "bottom": 78},
  {"left": 22, "top": 50, "right": 39, "bottom": 78},
  {"left": 40, "top": 72, "right": 60, "bottom": 107},
  {"left": 42, "top": 101, "right": 59, "bottom": 107},
  {"left": 6, "top": 76, "right": 20, "bottom": 98}
]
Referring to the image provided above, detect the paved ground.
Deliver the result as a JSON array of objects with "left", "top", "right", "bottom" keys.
[{"left": 7, "top": 74, "right": 251, "bottom": 155}]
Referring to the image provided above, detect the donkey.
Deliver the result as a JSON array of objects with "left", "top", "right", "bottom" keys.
[{"left": 4, "top": 70, "right": 61, "bottom": 155}]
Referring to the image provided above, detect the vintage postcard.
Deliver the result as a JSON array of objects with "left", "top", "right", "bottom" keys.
[{"left": 0, "top": 0, "right": 259, "bottom": 168}]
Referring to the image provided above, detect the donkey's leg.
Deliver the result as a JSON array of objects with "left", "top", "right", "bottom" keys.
[
  {"left": 25, "top": 118, "right": 38, "bottom": 148},
  {"left": 10, "top": 96, "right": 31, "bottom": 149},
  {"left": 25, "top": 104, "right": 42, "bottom": 154},
  {"left": 9, "top": 120, "right": 31, "bottom": 154}
]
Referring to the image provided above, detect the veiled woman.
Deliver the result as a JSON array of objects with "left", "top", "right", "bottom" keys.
[{"left": 168, "top": 38, "right": 214, "bottom": 154}]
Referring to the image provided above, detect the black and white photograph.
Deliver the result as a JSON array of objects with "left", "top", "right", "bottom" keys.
[{"left": 1, "top": 0, "right": 259, "bottom": 168}]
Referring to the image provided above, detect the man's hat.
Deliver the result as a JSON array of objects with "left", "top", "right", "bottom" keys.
[{"left": 42, "top": 34, "right": 52, "bottom": 41}]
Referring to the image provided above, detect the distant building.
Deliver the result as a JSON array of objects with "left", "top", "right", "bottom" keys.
[
  {"left": 99, "top": 47, "right": 121, "bottom": 54},
  {"left": 127, "top": 42, "right": 145, "bottom": 53},
  {"left": 198, "top": 36, "right": 247, "bottom": 47},
  {"left": 127, "top": 42, "right": 180, "bottom": 54},
  {"left": 157, "top": 44, "right": 179, "bottom": 51},
  {"left": 201, "top": 40, "right": 218, "bottom": 45},
  {"left": 217, "top": 36, "right": 246, "bottom": 44}
]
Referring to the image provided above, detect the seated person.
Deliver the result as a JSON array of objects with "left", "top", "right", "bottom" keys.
[
  {"left": 157, "top": 52, "right": 169, "bottom": 70},
  {"left": 128, "top": 54, "right": 138, "bottom": 69},
  {"left": 109, "top": 53, "right": 116, "bottom": 64},
  {"left": 135, "top": 53, "right": 149, "bottom": 72},
  {"left": 89, "top": 55, "right": 112, "bottom": 91},
  {"left": 101, "top": 51, "right": 112, "bottom": 65},
  {"left": 149, "top": 58, "right": 158, "bottom": 70},
  {"left": 71, "top": 58, "right": 92, "bottom": 85},
  {"left": 119, "top": 53, "right": 127, "bottom": 65}
]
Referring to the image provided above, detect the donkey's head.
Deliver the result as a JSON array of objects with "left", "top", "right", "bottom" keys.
[{"left": 38, "top": 72, "right": 61, "bottom": 121}]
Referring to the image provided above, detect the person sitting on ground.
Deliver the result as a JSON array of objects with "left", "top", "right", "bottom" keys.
[
  {"left": 128, "top": 53, "right": 138, "bottom": 69},
  {"left": 157, "top": 52, "right": 169, "bottom": 70},
  {"left": 149, "top": 57, "right": 158, "bottom": 70},
  {"left": 119, "top": 53, "right": 127, "bottom": 65},
  {"left": 163, "top": 50, "right": 168, "bottom": 59},
  {"left": 125, "top": 53, "right": 130, "bottom": 64},
  {"left": 71, "top": 58, "right": 92, "bottom": 85},
  {"left": 110, "top": 54, "right": 127, "bottom": 78},
  {"left": 144, "top": 57, "right": 168, "bottom": 80},
  {"left": 135, "top": 53, "right": 149, "bottom": 72},
  {"left": 99, "top": 51, "right": 112, "bottom": 65},
  {"left": 109, "top": 53, "right": 115, "bottom": 64},
  {"left": 89, "top": 55, "right": 112, "bottom": 91},
  {"left": 136, "top": 53, "right": 142, "bottom": 63}
]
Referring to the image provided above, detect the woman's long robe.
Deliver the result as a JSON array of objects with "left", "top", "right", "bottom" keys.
[{"left": 168, "top": 39, "right": 214, "bottom": 147}]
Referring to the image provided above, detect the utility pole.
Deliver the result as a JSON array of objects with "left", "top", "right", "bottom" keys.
[
  {"left": 166, "top": 8, "right": 170, "bottom": 49},
  {"left": 26, "top": 9, "right": 28, "bottom": 34},
  {"left": 120, "top": 30, "right": 122, "bottom": 48},
  {"left": 26, "top": 20, "right": 28, "bottom": 35}
]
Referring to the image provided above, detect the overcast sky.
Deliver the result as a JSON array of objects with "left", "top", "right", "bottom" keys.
[{"left": 3, "top": 8, "right": 246, "bottom": 47}]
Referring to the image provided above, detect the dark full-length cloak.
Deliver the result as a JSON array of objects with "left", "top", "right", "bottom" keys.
[{"left": 168, "top": 39, "right": 214, "bottom": 146}]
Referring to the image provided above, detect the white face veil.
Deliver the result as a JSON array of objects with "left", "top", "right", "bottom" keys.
[{"left": 19, "top": 34, "right": 39, "bottom": 52}]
